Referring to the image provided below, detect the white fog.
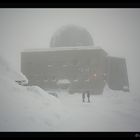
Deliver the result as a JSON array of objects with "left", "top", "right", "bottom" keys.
[{"left": 0, "top": 8, "right": 140, "bottom": 131}]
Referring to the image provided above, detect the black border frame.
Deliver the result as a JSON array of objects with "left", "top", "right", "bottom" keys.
[
  {"left": 0, "top": 2, "right": 140, "bottom": 8},
  {"left": 0, "top": 132, "right": 140, "bottom": 137},
  {"left": 0, "top": 1, "right": 140, "bottom": 138}
]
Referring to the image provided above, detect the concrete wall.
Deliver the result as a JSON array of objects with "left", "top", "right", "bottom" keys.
[{"left": 21, "top": 48, "right": 107, "bottom": 94}]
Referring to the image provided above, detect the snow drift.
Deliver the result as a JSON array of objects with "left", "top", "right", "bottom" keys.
[
  {"left": 0, "top": 56, "right": 65, "bottom": 131},
  {"left": 1, "top": 55, "right": 140, "bottom": 132},
  {"left": 54, "top": 86, "right": 140, "bottom": 131}
]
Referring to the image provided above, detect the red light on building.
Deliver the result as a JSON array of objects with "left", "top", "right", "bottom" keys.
[
  {"left": 93, "top": 74, "right": 97, "bottom": 77},
  {"left": 90, "top": 73, "right": 97, "bottom": 80}
]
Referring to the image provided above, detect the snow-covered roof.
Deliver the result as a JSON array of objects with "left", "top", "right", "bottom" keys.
[{"left": 23, "top": 46, "right": 102, "bottom": 53}]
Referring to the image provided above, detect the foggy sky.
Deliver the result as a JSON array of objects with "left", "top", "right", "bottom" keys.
[{"left": 0, "top": 8, "right": 140, "bottom": 93}]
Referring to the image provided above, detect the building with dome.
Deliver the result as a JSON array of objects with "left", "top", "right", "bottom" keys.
[{"left": 21, "top": 25, "right": 129, "bottom": 94}]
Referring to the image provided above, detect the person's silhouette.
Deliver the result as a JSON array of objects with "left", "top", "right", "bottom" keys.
[
  {"left": 87, "top": 91, "right": 90, "bottom": 103},
  {"left": 82, "top": 92, "right": 85, "bottom": 102}
]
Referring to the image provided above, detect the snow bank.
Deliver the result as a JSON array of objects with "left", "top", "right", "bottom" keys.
[
  {"left": 0, "top": 56, "right": 27, "bottom": 83},
  {"left": 1, "top": 55, "right": 140, "bottom": 131},
  {"left": 0, "top": 56, "right": 65, "bottom": 131}
]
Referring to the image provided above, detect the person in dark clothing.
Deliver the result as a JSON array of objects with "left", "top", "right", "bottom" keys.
[
  {"left": 87, "top": 91, "right": 90, "bottom": 103},
  {"left": 82, "top": 92, "right": 85, "bottom": 102}
]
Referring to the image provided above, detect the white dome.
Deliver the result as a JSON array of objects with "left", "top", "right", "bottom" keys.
[{"left": 50, "top": 25, "right": 94, "bottom": 48}]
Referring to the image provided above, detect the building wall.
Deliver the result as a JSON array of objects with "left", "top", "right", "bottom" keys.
[
  {"left": 106, "top": 56, "right": 129, "bottom": 91},
  {"left": 21, "top": 48, "right": 107, "bottom": 94}
]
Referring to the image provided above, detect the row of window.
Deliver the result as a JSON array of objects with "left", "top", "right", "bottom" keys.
[
  {"left": 30, "top": 73, "right": 107, "bottom": 79},
  {"left": 43, "top": 79, "right": 91, "bottom": 82},
  {"left": 45, "top": 59, "right": 91, "bottom": 66},
  {"left": 34, "top": 78, "right": 97, "bottom": 83},
  {"left": 30, "top": 73, "right": 107, "bottom": 83},
  {"left": 44, "top": 66, "right": 91, "bottom": 73}
]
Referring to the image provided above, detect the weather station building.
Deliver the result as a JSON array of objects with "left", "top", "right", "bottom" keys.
[{"left": 21, "top": 25, "right": 129, "bottom": 94}]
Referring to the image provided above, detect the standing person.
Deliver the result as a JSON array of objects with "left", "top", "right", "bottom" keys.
[
  {"left": 87, "top": 91, "right": 90, "bottom": 103},
  {"left": 82, "top": 92, "right": 85, "bottom": 102}
]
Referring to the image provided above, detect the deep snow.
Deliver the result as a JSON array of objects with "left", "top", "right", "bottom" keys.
[
  {"left": 0, "top": 56, "right": 66, "bottom": 131},
  {"left": 53, "top": 88, "right": 140, "bottom": 131},
  {"left": 0, "top": 56, "right": 140, "bottom": 131}
]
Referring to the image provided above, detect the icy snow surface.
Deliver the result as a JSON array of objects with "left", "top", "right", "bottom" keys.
[{"left": 53, "top": 88, "right": 140, "bottom": 131}]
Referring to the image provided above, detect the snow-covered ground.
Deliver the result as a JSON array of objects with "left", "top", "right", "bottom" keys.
[
  {"left": 53, "top": 88, "right": 140, "bottom": 131},
  {"left": 0, "top": 56, "right": 140, "bottom": 131},
  {"left": 0, "top": 56, "right": 66, "bottom": 131}
]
